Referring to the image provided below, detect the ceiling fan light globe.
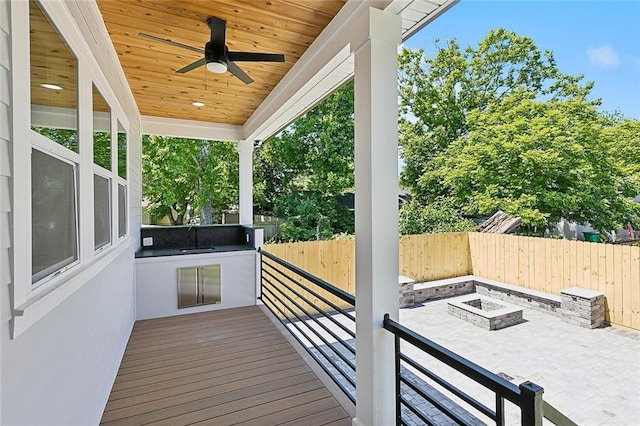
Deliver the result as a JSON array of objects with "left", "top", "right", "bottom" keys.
[{"left": 206, "top": 60, "right": 228, "bottom": 74}]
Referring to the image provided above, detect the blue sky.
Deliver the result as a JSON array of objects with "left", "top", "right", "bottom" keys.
[{"left": 404, "top": 0, "right": 640, "bottom": 119}]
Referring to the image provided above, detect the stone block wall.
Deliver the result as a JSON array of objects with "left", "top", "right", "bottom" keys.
[
  {"left": 474, "top": 282, "right": 562, "bottom": 317},
  {"left": 447, "top": 296, "right": 524, "bottom": 331},
  {"left": 399, "top": 275, "right": 606, "bottom": 330},
  {"left": 560, "top": 287, "right": 605, "bottom": 329},
  {"left": 411, "top": 279, "right": 475, "bottom": 305}
]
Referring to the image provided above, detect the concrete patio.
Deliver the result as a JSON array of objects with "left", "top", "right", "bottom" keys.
[{"left": 400, "top": 298, "right": 640, "bottom": 425}]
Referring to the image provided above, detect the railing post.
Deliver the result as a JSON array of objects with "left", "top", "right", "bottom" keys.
[
  {"left": 495, "top": 394, "right": 505, "bottom": 426},
  {"left": 257, "top": 248, "right": 263, "bottom": 303},
  {"left": 386, "top": 314, "right": 402, "bottom": 426},
  {"left": 519, "top": 381, "right": 544, "bottom": 426}
]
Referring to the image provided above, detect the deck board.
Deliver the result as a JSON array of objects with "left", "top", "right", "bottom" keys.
[{"left": 101, "top": 306, "right": 350, "bottom": 425}]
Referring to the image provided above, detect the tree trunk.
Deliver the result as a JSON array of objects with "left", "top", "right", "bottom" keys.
[
  {"left": 200, "top": 199, "right": 213, "bottom": 225},
  {"left": 199, "top": 144, "right": 213, "bottom": 225}
]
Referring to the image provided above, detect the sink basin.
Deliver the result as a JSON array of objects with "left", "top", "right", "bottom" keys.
[{"left": 180, "top": 247, "right": 215, "bottom": 254}]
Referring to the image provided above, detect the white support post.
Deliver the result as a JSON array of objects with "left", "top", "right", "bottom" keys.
[
  {"left": 238, "top": 139, "right": 253, "bottom": 225},
  {"left": 350, "top": 7, "right": 402, "bottom": 426}
]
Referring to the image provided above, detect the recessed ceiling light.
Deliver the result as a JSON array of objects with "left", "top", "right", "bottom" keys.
[
  {"left": 41, "top": 83, "right": 63, "bottom": 91},
  {"left": 192, "top": 101, "right": 205, "bottom": 107}
]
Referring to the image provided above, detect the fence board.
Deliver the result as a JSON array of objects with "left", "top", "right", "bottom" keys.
[
  {"left": 631, "top": 248, "right": 640, "bottom": 330},
  {"left": 622, "top": 246, "right": 632, "bottom": 327}
]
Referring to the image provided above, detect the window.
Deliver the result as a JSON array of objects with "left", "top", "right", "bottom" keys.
[
  {"left": 93, "top": 84, "right": 111, "bottom": 170},
  {"left": 31, "top": 149, "right": 79, "bottom": 284},
  {"left": 29, "top": 1, "right": 78, "bottom": 152},
  {"left": 94, "top": 174, "right": 112, "bottom": 250},
  {"left": 118, "top": 184, "right": 127, "bottom": 238},
  {"left": 117, "top": 120, "right": 127, "bottom": 179},
  {"left": 116, "top": 120, "right": 128, "bottom": 238},
  {"left": 29, "top": 0, "right": 80, "bottom": 287},
  {"left": 92, "top": 83, "right": 113, "bottom": 251},
  {"left": 14, "top": 0, "right": 132, "bottom": 333}
]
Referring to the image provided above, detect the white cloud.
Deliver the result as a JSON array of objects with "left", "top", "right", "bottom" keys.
[{"left": 587, "top": 45, "right": 620, "bottom": 68}]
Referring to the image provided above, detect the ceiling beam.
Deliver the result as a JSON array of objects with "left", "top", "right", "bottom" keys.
[{"left": 140, "top": 115, "right": 244, "bottom": 141}]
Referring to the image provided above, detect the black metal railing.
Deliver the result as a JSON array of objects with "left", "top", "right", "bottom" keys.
[
  {"left": 259, "top": 249, "right": 356, "bottom": 403},
  {"left": 383, "top": 314, "right": 545, "bottom": 426}
]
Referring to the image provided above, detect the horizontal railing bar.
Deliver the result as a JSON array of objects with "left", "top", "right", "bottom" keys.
[
  {"left": 399, "top": 395, "right": 436, "bottom": 426},
  {"left": 262, "top": 277, "right": 356, "bottom": 369},
  {"left": 261, "top": 286, "right": 356, "bottom": 389},
  {"left": 400, "top": 352, "right": 495, "bottom": 420},
  {"left": 261, "top": 292, "right": 356, "bottom": 404},
  {"left": 543, "top": 401, "right": 578, "bottom": 426},
  {"left": 400, "top": 375, "right": 471, "bottom": 425},
  {"left": 262, "top": 261, "right": 356, "bottom": 323},
  {"left": 262, "top": 266, "right": 356, "bottom": 340},
  {"left": 383, "top": 316, "right": 522, "bottom": 405},
  {"left": 262, "top": 273, "right": 356, "bottom": 353},
  {"left": 260, "top": 249, "right": 356, "bottom": 306}
]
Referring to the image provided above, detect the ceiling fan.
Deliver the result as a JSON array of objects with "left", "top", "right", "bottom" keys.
[{"left": 139, "top": 16, "right": 285, "bottom": 85}]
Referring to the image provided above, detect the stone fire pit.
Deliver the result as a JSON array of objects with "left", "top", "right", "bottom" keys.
[{"left": 447, "top": 294, "right": 523, "bottom": 330}]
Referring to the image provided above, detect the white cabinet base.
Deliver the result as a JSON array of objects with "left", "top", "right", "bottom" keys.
[{"left": 135, "top": 251, "right": 256, "bottom": 320}]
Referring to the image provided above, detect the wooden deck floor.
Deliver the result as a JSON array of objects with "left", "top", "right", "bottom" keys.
[{"left": 101, "top": 306, "right": 351, "bottom": 425}]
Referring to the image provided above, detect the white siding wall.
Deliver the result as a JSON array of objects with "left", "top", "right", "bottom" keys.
[
  {"left": 0, "top": 2, "right": 11, "bottom": 422},
  {"left": 0, "top": 1, "right": 142, "bottom": 424}
]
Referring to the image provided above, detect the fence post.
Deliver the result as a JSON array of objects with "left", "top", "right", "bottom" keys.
[{"left": 519, "top": 381, "right": 544, "bottom": 426}]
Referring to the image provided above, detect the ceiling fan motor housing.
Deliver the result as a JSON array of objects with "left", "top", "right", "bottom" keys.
[{"left": 205, "top": 41, "right": 228, "bottom": 67}]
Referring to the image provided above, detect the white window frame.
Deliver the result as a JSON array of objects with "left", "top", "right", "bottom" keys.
[
  {"left": 93, "top": 169, "right": 113, "bottom": 253},
  {"left": 30, "top": 136, "right": 81, "bottom": 287},
  {"left": 10, "top": 0, "right": 132, "bottom": 337},
  {"left": 116, "top": 120, "right": 129, "bottom": 240}
]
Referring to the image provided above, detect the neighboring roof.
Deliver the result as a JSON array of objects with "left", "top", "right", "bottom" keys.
[{"left": 477, "top": 211, "right": 521, "bottom": 234}]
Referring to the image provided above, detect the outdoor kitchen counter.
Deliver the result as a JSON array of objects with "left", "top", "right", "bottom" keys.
[
  {"left": 135, "top": 244, "right": 254, "bottom": 258},
  {"left": 135, "top": 224, "right": 258, "bottom": 258}
]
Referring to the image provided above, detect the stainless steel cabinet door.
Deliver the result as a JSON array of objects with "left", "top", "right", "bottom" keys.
[
  {"left": 201, "top": 265, "right": 221, "bottom": 304},
  {"left": 178, "top": 267, "right": 199, "bottom": 308},
  {"left": 178, "top": 264, "right": 221, "bottom": 308}
]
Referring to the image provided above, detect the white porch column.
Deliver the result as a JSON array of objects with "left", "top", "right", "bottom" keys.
[
  {"left": 238, "top": 139, "right": 253, "bottom": 225},
  {"left": 351, "top": 8, "right": 402, "bottom": 426}
]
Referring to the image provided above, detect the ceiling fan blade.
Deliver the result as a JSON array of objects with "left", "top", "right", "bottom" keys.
[
  {"left": 227, "top": 61, "right": 254, "bottom": 85},
  {"left": 227, "top": 52, "right": 285, "bottom": 62},
  {"left": 138, "top": 32, "right": 204, "bottom": 54},
  {"left": 177, "top": 58, "right": 207, "bottom": 74},
  {"left": 207, "top": 16, "right": 226, "bottom": 52}
]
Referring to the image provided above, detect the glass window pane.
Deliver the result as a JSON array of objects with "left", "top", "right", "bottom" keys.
[
  {"left": 118, "top": 184, "right": 127, "bottom": 237},
  {"left": 94, "top": 174, "right": 112, "bottom": 250},
  {"left": 32, "top": 149, "right": 78, "bottom": 284},
  {"left": 117, "top": 121, "right": 127, "bottom": 179},
  {"left": 30, "top": 1, "right": 78, "bottom": 152},
  {"left": 93, "top": 84, "right": 111, "bottom": 170}
]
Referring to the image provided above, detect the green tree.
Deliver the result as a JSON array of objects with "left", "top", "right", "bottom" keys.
[
  {"left": 254, "top": 82, "right": 355, "bottom": 241},
  {"left": 398, "top": 28, "right": 638, "bottom": 234},
  {"left": 419, "top": 97, "right": 640, "bottom": 232},
  {"left": 604, "top": 118, "right": 640, "bottom": 177},
  {"left": 142, "top": 135, "right": 238, "bottom": 225},
  {"left": 398, "top": 199, "right": 475, "bottom": 235}
]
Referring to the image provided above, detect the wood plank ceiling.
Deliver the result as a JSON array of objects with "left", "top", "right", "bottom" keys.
[{"left": 95, "top": 0, "right": 347, "bottom": 126}]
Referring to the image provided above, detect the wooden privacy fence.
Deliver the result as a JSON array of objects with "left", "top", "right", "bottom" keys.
[
  {"left": 468, "top": 233, "right": 640, "bottom": 330},
  {"left": 263, "top": 233, "right": 640, "bottom": 330}
]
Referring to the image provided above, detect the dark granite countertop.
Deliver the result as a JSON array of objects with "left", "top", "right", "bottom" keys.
[{"left": 135, "top": 244, "right": 254, "bottom": 259}]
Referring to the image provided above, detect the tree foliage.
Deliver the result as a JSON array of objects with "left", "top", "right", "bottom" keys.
[
  {"left": 254, "top": 81, "right": 354, "bottom": 241},
  {"left": 398, "top": 199, "right": 475, "bottom": 235},
  {"left": 142, "top": 135, "right": 238, "bottom": 225},
  {"left": 398, "top": 28, "right": 639, "bottom": 234}
]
